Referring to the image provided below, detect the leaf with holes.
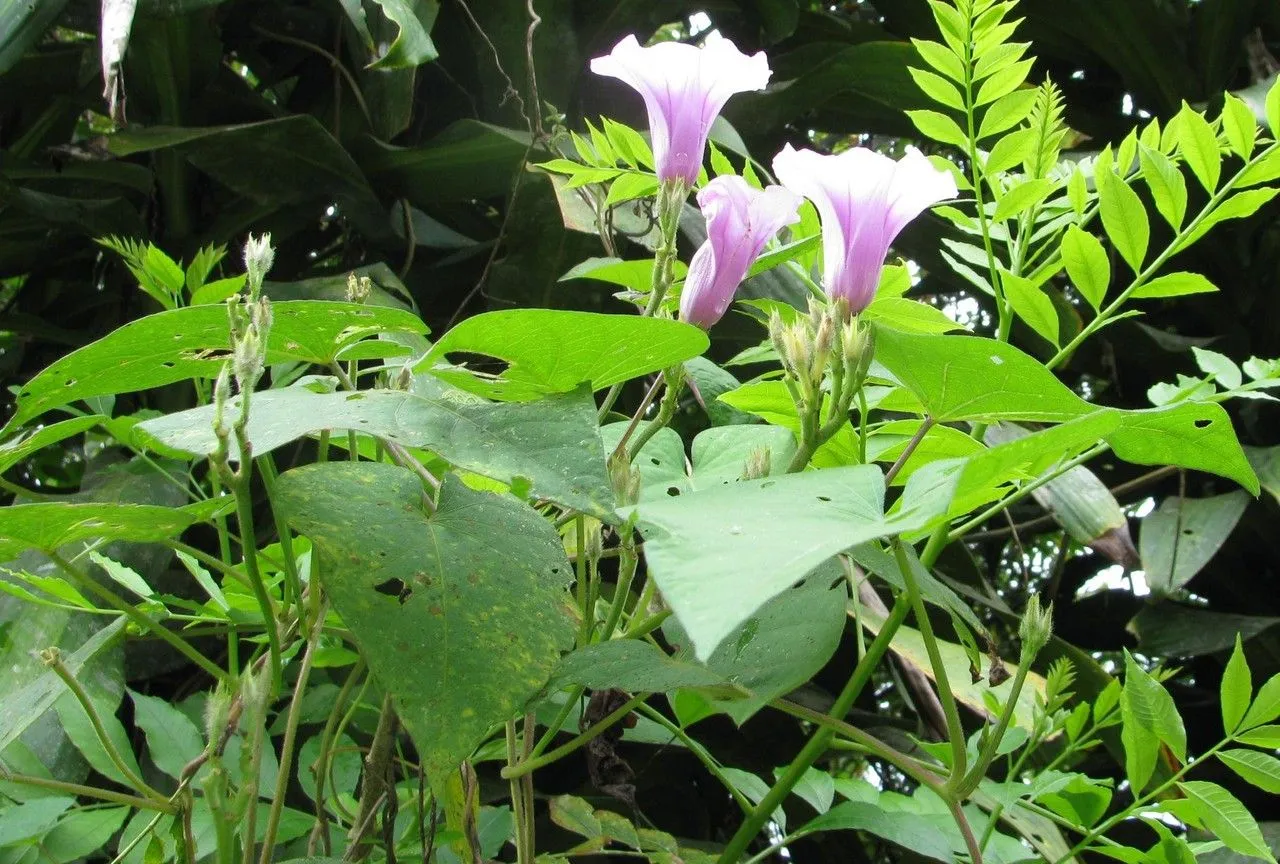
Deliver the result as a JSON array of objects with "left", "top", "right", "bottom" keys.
[
  {"left": 277, "top": 464, "right": 575, "bottom": 787},
  {"left": 141, "top": 384, "right": 614, "bottom": 519},
  {"left": 418, "top": 309, "right": 707, "bottom": 401},
  {"left": 629, "top": 465, "right": 905, "bottom": 660},
  {"left": 1139, "top": 492, "right": 1249, "bottom": 595},
  {"left": 6, "top": 301, "right": 428, "bottom": 432}
]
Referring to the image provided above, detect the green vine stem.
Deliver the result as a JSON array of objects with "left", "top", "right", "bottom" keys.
[
  {"left": 0, "top": 771, "right": 177, "bottom": 813},
  {"left": 598, "top": 180, "right": 687, "bottom": 420},
  {"left": 627, "top": 370, "right": 683, "bottom": 460},
  {"left": 43, "top": 649, "right": 169, "bottom": 805},
  {"left": 501, "top": 693, "right": 646, "bottom": 780},
  {"left": 635, "top": 703, "right": 755, "bottom": 815},
  {"left": 894, "top": 540, "right": 968, "bottom": 784},
  {"left": 715, "top": 591, "right": 912, "bottom": 864},
  {"left": 46, "top": 550, "right": 229, "bottom": 683},
  {"left": 258, "top": 596, "right": 326, "bottom": 864},
  {"left": 506, "top": 720, "right": 534, "bottom": 864}
]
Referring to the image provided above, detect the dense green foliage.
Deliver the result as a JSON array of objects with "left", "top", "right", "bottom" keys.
[{"left": 2, "top": 1, "right": 1280, "bottom": 864}]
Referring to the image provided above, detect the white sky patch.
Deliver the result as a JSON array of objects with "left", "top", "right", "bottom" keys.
[
  {"left": 686, "top": 11, "right": 716, "bottom": 36},
  {"left": 1122, "top": 93, "right": 1135, "bottom": 116},
  {"left": 1076, "top": 564, "right": 1150, "bottom": 599}
]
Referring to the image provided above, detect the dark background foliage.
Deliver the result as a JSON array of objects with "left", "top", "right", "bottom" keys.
[{"left": 2, "top": 0, "right": 1279, "bottom": 858}]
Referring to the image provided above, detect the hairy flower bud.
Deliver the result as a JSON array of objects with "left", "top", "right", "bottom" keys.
[
  {"left": 1018, "top": 595, "right": 1054, "bottom": 661},
  {"left": 741, "top": 446, "right": 772, "bottom": 480},
  {"left": 242, "top": 233, "right": 275, "bottom": 297}
]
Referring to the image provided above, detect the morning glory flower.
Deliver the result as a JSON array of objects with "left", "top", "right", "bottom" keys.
[
  {"left": 772, "top": 144, "right": 958, "bottom": 313},
  {"left": 679, "top": 176, "right": 802, "bottom": 329},
  {"left": 590, "top": 34, "right": 772, "bottom": 187}
]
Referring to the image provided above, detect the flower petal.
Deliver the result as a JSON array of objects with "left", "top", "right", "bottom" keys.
[
  {"left": 774, "top": 144, "right": 956, "bottom": 312},
  {"left": 591, "top": 35, "right": 772, "bottom": 185},
  {"left": 680, "top": 176, "right": 801, "bottom": 328}
]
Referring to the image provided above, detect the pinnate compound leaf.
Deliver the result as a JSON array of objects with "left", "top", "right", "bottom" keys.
[
  {"left": 801, "top": 802, "right": 953, "bottom": 860},
  {"left": 1243, "top": 674, "right": 1280, "bottom": 730},
  {"left": 1175, "top": 102, "right": 1222, "bottom": 193},
  {"left": 1061, "top": 225, "right": 1110, "bottom": 311},
  {"left": 1177, "top": 781, "right": 1276, "bottom": 862},
  {"left": 419, "top": 309, "right": 707, "bottom": 401},
  {"left": 1139, "top": 144, "right": 1189, "bottom": 229},
  {"left": 1236, "top": 726, "right": 1280, "bottom": 748},
  {"left": 140, "top": 385, "right": 614, "bottom": 519},
  {"left": 1000, "top": 270, "right": 1059, "bottom": 346},
  {"left": 0, "top": 620, "right": 125, "bottom": 757},
  {"left": 6, "top": 301, "right": 427, "bottom": 432},
  {"left": 1218, "top": 750, "right": 1280, "bottom": 794},
  {"left": 1222, "top": 635, "right": 1252, "bottom": 734},
  {"left": 1130, "top": 272, "right": 1218, "bottom": 300},
  {"left": 1221, "top": 93, "right": 1258, "bottom": 159},
  {"left": 277, "top": 464, "right": 576, "bottom": 785},
  {"left": 1121, "top": 651, "right": 1186, "bottom": 794},
  {"left": 1097, "top": 168, "right": 1149, "bottom": 274},
  {"left": 630, "top": 465, "right": 905, "bottom": 660}
]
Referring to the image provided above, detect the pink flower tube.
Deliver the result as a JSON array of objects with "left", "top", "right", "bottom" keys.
[
  {"left": 590, "top": 35, "right": 771, "bottom": 186},
  {"left": 679, "top": 176, "right": 802, "bottom": 329},
  {"left": 772, "top": 144, "right": 957, "bottom": 313}
]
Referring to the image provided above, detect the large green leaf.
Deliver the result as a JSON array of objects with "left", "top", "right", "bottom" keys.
[
  {"left": 1140, "top": 492, "right": 1250, "bottom": 595},
  {"left": 551, "top": 640, "right": 727, "bottom": 693},
  {"left": 631, "top": 465, "right": 909, "bottom": 659},
  {"left": 105, "top": 117, "right": 389, "bottom": 236},
  {"left": 420, "top": 309, "right": 708, "bottom": 401},
  {"left": 362, "top": 120, "right": 534, "bottom": 205},
  {"left": 139, "top": 384, "right": 614, "bottom": 519},
  {"left": 667, "top": 572, "right": 849, "bottom": 724},
  {"left": 6, "top": 301, "right": 427, "bottom": 432},
  {"left": 277, "top": 464, "right": 575, "bottom": 785},
  {"left": 0, "top": 502, "right": 201, "bottom": 560},
  {"left": 874, "top": 328, "right": 1090, "bottom": 422}
]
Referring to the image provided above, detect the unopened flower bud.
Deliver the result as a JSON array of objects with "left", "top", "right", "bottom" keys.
[
  {"left": 741, "top": 446, "right": 772, "bottom": 480},
  {"left": 1018, "top": 595, "right": 1054, "bottom": 661},
  {"left": 242, "top": 233, "right": 275, "bottom": 297},
  {"left": 781, "top": 322, "right": 812, "bottom": 382},
  {"left": 345, "top": 272, "right": 373, "bottom": 304},
  {"left": 843, "top": 318, "right": 875, "bottom": 385},
  {"left": 584, "top": 519, "right": 604, "bottom": 563},
  {"left": 204, "top": 680, "right": 235, "bottom": 745},
  {"left": 609, "top": 450, "right": 642, "bottom": 506},
  {"left": 768, "top": 311, "right": 788, "bottom": 362},
  {"left": 812, "top": 313, "right": 835, "bottom": 378},
  {"left": 392, "top": 361, "right": 414, "bottom": 391}
]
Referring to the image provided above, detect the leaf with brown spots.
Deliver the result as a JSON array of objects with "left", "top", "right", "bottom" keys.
[{"left": 277, "top": 463, "right": 575, "bottom": 788}]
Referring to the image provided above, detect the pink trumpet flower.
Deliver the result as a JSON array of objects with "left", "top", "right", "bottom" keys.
[
  {"left": 679, "top": 176, "right": 802, "bottom": 329},
  {"left": 772, "top": 144, "right": 958, "bottom": 313},
  {"left": 590, "top": 35, "right": 771, "bottom": 187}
]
